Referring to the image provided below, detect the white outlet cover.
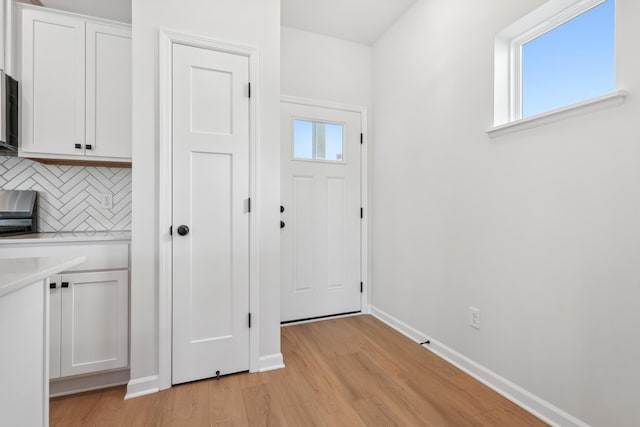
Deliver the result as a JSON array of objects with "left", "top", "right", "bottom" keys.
[
  {"left": 100, "top": 193, "right": 113, "bottom": 209},
  {"left": 470, "top": 307, "right": 481, "bottom": 329}
]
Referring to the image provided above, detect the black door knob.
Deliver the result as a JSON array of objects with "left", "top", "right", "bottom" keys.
[
  {"left": 280, "top": 221, "right": 285, "bottom": 229},
  {"left": 177, "top": 225, "right": 190, "bottom": 236}
]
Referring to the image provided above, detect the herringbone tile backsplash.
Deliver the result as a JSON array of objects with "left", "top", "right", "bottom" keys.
[{"left": 0, "top": 156, "right": 131, "bottom": 232}]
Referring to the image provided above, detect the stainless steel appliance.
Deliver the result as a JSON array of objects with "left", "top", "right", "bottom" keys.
[
  {"left": 0, "top": 190, "right": 38, "bottom": 236},
  {"left": 0, "top": 70, "right": 19, "bottom": 154}
]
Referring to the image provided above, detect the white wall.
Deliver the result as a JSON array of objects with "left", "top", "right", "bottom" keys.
[
  {"left": 130, "top": 0, "right": 280, "bottom": 390},
  {"left": 372, "top": 0, "right": 640, "bottom": 426},
  {"left": 281, "top": 26, "right": 371, "bottom": 108},
  {"left": 37, "top": 0, "right": 131, "bottom": 23}
]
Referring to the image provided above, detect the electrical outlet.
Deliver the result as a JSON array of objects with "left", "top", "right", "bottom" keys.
[
  {"left": 469, "top": 307, "right": 481, "bottom": 329},
  {"left": 100, "top": 193, "right": 113, "bottom": 209}
]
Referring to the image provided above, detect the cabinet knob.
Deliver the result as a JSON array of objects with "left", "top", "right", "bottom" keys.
[
  {"left": 177, "top": 225, "right": 190, "bottom": 236},
  {"left": 50, "top": 282, "right": 57, "bottom": 289},
  {"left": 74, "top": 143, "right": 82, "bottom": 149},
  {"left": 280, "top": 221, "right": 285, "bottom": 229},
  {"left": 85, "top": 144, "right": 93, "bottom": 150},
  {"left": 61, "top": 282, "right": 69, "bottom": 288}
]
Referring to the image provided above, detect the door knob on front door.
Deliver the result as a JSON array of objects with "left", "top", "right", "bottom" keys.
[{"left": 177, "top": 225, "right": 190, "bottom": 236}]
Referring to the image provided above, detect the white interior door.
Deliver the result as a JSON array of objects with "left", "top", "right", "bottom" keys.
[
  {"left": 172, "top": 43, "right": 250, "bottom": 384},
  {"left": 280, "top": 102, "right": 362, "bottom": 322}
]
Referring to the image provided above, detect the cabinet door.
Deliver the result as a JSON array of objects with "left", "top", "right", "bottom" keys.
[
  {"left": 85, "top": 23, "right": 131, "bottom": 159},
  {"left": 60, "top": 270, "right": 128, "bottom": 377},
  {"left": 49, "top": 274, "right": 62, "bottom": 379},
  {"left": 21, "top": 9, "right": 85, "bottom": 156}
]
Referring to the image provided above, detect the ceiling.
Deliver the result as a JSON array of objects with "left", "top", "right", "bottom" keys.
[
  {"left": 281, "top": 0, "right": 418, "bottom": 45},
  {"left": 32, "top": 0, "right": 418, "bottom": 45}
]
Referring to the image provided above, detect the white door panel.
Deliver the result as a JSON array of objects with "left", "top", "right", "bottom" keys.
[
  {"left": 281, "top": 103, "right": 362, "bottom": 322},
  {"left": 172, "top": 44, "right": 250, "bottom": 384}
]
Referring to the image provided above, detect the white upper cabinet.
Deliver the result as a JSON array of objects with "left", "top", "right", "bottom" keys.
[
  {"left": 1, "top": 0, "right": 16, "bottom": 75},
  {"left": 19, "top": 5, "right": 131, "bottom": 162},
  {"left": 21, "top": 9, "right": 85, "bottom": 157},
  {"left": 86, "top": 23, "right": 132, "bottom": 159}
]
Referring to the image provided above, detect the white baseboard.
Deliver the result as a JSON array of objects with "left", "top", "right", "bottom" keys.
[
  {"left": 50, "top": 369, "right": 130, "bottom": 398},
  {"left": 369, "top": 305, "right": 590, "bottom": 427},
  {"left": 124, "top": 375, "right": 159, "bottom": 400},
  {"left": 258, "top": 353, "right": 285, "bottom": 372}
]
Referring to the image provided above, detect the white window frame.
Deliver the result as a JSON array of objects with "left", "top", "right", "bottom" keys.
[{"left": 489, "top": 0, "right": 626, "bottom": 136}]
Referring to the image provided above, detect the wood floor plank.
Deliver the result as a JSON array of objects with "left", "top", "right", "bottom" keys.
[
  {"left": 209, "top": 376, "right": 251, "bottom": 426},
  {"left": 49, "top": 389, "right": 104, "bottom": 426},
  {"left": 50, "top": 315, "right": 548, "bottom": 427}
]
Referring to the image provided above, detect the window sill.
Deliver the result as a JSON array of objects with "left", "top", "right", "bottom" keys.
[{"left": 486, "top": 90, "right": 628, "bottom": 138}]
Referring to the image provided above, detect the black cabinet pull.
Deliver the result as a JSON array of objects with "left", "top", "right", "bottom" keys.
[
  {"left": 50, "top": 282, "right": 57, "bottom": 289},
  {"left": 85, "top": 144, "right": 93, "bottom": 150},
  {"left": 280, "top": 221, "right": 285, "bottom": 229},
  {"left": 280, "top": 205, "right": 285, "bottom": 213},
  {"left": 61, "top": 282, "right": 69, "bottom": 288},
  {"left": 177, "top": 225, "right": 190, "bottom": 236},
  {"left": 74, "top": 143, "right": 82, "bottom": 149}
]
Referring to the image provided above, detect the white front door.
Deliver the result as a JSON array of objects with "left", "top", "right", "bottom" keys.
[
  {"left": 280, "top": 101, "right": 362, "bottom": 322},
  {"left": 172, "top": 44, "right": 250, "bottom": 384}
]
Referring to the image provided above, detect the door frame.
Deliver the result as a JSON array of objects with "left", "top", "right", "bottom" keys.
[
  {"left": 280, "top": 95, "right": 370, "bottom": 320},
  {"left": 157, "top": 29, "right": 261, "bottom": 390}
]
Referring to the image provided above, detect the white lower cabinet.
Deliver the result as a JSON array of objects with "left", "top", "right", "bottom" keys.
[
  {"left": 0, "top": 239, "right": 130, "bottom": 389},
  {"left": 49, "top": 269, "right": 128, "bottom": 378}
]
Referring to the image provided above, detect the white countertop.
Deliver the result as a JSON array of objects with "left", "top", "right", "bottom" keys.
[
  {"left": 0, "top": 231, "right": 131, "bottom": 244},
  {"left": 0, "top": 256, "right": 86, "bottom": 297}
]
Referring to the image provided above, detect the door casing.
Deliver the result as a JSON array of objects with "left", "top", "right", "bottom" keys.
[
  {"left": 157, "top": 29, "right": 261, "bottom": 391},
  {"left": 280, "top": 95, "right": 370, "bottom": 323}
]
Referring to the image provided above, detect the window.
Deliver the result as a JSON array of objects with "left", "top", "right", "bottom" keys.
[
  {"left": 293, "top": 119, "right": 344, "bottom": 161},
  {"left": 520, "top": 0, "right": 615, "bottom": 118},
  {"left": 490, "top": 0, "right": 624, "bottom": 133}
]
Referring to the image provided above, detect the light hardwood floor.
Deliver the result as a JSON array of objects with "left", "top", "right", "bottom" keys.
[{"left": 50, "top": 315, "right": 547, "bottom": 426}]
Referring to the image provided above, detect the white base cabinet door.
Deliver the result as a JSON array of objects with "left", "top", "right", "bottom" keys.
[
  {"left": 59, "top": 270, "right": 128, "bottom": 377},
  {"left": 49, "top": 274, "right": 62, "bottom": 379}
]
